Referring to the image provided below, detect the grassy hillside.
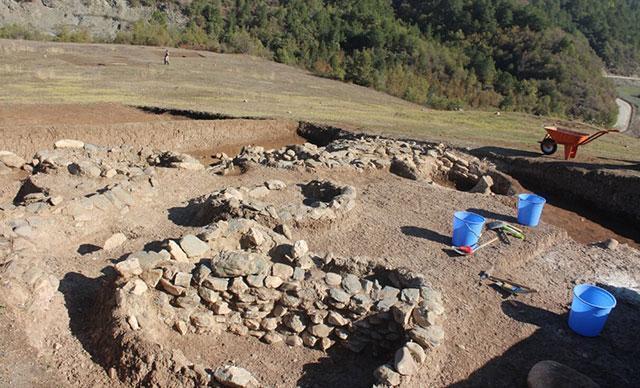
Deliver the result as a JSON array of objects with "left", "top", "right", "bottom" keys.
[
  {"left": 1, "top": 38, "right": 639, "bottom": 162},
  {"left": 1, "top": 0, "right": 623, "bottom": 125}
]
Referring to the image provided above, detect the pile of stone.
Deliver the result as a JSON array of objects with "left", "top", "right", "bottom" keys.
[
  {"left": 3, "top": 139, "right": 205, "bottom": 180},
  {"left": 112, "top": 216, "right": 445, "bottom": 387},
  {"left": 188, "top": 180, "right": 356, "bottom": 227},
  {"left": 62, "top": 183, "right": 137, "bottom": 221},
  {"left": 147, "top": 150, "right": 203, "bottom": 170},
  {"left": 33, "top": 140, "right": 151, "bottom": 178},
  {"left": 8, "top": 175, "right": 138, "bottom": 220},
  {"left": 217, "top": 136, "right": 497, "bottom": 194}
]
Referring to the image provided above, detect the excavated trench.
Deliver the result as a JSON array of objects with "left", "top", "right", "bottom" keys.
[
  {"left": 292, "top": 123, "right": 640, "bottom": 248},
  {"left": 132, "top": 107, "right": 636, "bottom": 248},
  {"left": 470, "top": 151, "right": 640, "bottom": 248},
  {"left": 4, "top": 102, "right": 639, "bottom": 387}
]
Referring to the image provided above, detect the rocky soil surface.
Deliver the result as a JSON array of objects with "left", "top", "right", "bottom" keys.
[{"left": 1, "top": 105, "right": 639, "bottom": 387}]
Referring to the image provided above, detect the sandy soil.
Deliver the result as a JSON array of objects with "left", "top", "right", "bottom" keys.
[
  {"left": 0, "top": 103, "right": 299, "bottom": 158},
  {"left": 1, "top": 103, "right": 638, "bottom": 388}
]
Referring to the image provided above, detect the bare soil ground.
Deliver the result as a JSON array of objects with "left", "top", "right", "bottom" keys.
[{"left": 1, "top": 102, "right": 638, "bottom": 388}]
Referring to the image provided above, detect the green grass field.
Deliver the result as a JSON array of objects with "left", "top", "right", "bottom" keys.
[{"left": 2, "top": 38, "right": 639, "bottom": 162}]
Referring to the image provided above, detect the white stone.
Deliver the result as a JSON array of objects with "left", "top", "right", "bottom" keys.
[
  {"left": 179, "top": 234, "right": 209, "bottom": 258},
  {"left": 265, "top": 180, "right": 286, "bottom": 190},
  {"left": 291, "top": 240, "right": 308, "bottom": 259},
  {"left": 174, "top": 272, "right": 193, "bottom": 288},
  {"left": 264, "top": 276, "right": 283, "bottom": 289},
  {"left": 103, "top": 233, "right": 127, "bottom": 251},
  {"left": 175, "top": 320, "right": 188, "bottom": 335},
  {"left": 213, "top": 301, "right": 231, "bottom": 315},
  {"left": 308, "top": 324, "right": 332, "bottom": 338},
  {"left": 248, "top": 186, "right": 270, "bottom": 198},
  {"left": 405, "top": 341, "right": 427, "bottom": 364},
  {"left": 114, "top": 257, "right": 142, "bottom": 278},
  {"left": 54, "top": 139, "right": 85, "bottom": 149},
  {"left": 213, "top": 365, "right": 259, "bottom": 388},
  {"left": 261, "top": 317, "right": 278, "bottom": 331},
  {"left": 394, "top": 346, "right": 418, "bottom": 376},
  {"left": 103, "top": 168, "right": 118, "bottom": 178},
  {"left": 325, "top": 272, "right": 342, "bottom": 287},
  {"left": 326, "top": 311, "right": 348, "bottom": 326},
  {"left": 272, "top": 263, "right": 294, "bottom": 280},
  {"left": 127, "top": 315, "right": 140, "bottom": 331},
  {"left": 129, "top": 279, "right": 148, "bottom": 296},
  {"left": 229, "top": 277, "right": 249, "bottom": 294},
  {"left": 168, "top": 240, "right": 188, "bottom": 262},
  {"left": 0, "top": 151, "right": 25, "bottom": 168}
]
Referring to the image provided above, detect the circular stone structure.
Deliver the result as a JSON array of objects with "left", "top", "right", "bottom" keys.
[{"left": 105, "top": 214, "right": 446, "bottom": 387}]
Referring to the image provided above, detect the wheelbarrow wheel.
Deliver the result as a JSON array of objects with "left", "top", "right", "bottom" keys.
[{"left": 540, "top": 138, "right": 557, "bottom": 155}]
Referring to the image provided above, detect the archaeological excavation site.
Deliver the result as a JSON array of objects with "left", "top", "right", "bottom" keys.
[{"left": 0, "top": 103, "right": 639, "bottom": 388}]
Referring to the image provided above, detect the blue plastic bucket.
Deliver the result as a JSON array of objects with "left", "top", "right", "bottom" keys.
[
  {"left": 517, "top": 193, "right": 546, "bottom": 227},
  {"left": 568, "top": 284, "right": 617, "bottom": 337},
  {"left": 451, "top": 211, "right": 485, "bottom": 247}
]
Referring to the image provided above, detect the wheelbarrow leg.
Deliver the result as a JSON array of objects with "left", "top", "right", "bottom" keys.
[{"left": 563, "top": 144, "right": 578, "bottom": 159}]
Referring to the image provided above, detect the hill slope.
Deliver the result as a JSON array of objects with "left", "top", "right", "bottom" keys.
[
  {"left": 0, "top": 0, "right": 626, "bottom": 125},
  {"left": 1, "top": 38, "right": 639, "bottom": 161}
]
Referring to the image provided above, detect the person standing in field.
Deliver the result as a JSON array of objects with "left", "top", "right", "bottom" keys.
[{"left": 163, "top": 49, "right": 170, "bottom": 65}]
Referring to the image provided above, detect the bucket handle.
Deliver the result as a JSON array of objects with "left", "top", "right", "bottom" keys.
[{"left": 463, "top": 221, "right": 482, "bottom": 241}]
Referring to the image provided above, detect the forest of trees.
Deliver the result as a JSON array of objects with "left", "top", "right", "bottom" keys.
[{"left": 4, "top": 0, "right": 637, "bottom": 125}]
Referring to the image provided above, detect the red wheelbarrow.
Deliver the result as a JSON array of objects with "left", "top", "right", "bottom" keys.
[{"left": 539, "top": 126, "right": 619, "bottom": 160}]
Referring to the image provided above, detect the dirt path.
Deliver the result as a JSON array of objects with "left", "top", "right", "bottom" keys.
[
  {"left": 605, "top": 74, "right": 640, "bottom": 81},
  {"left": 614, "top": 98, "right": 633, "bottom": 131}
]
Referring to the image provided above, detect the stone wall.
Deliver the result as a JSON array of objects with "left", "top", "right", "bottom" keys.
[{"left": 112, "top": 215, "right": 446, "bottom": 387}]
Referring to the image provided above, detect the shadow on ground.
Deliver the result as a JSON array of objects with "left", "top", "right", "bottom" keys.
[
  {"left": 450, "top": 287, "right": 640, "bottom": 387},
  {"left": 296, "top": 306, "right": 411, "bottom": 387},
  {"left": 58, "top": 269, "right": 118, "bottom": 371},
  {"left": 471, "top": 146, "right": 640, "bottom": 172},
  {"left": 401, "top": 225, "right": 450, "bottom": 244},
  {"left": 466, "top": 208, "right": 517, "bottom": 224},
  {"left": 168, "top": 200, "right": 209, "bottom": 227},
  {"left": 77, "top": 243, "right": 101, "bottom": 255},
  {"left": 296, "top": 342, "right": 391, "bottom": 388}
]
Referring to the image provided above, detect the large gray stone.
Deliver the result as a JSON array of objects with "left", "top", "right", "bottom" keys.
[
  {"left": 527, "top": 360, "right": 599, "bottom": 388},
  {"left": 213, "top": 365, "right": 260, "bottom": 388},
  {"left": 374, "top": 364, "right": 401, "bottom": 386},
  {"left": 409, "top": 325, "right": 444, "bottom": 349},
  {"left": 394, "top": 346, "right": 418, "bottom": 376},
  {"left": 329, "top": 288, "right": 351, "bottom": 303},
  {"left": 212, "top": 250, "right": 269, "bottom": 277},
  {"left": 180, "top": 234, "right": 209, "bottom": 258},
  {"left": 342, "top": 274, "right": 362, "bottom": 294},
  {"left": 308, "top": 324, "right": 332, "bottom": 338},
  {"left": 283, "top": 313, "right": 306, "bottom": 333},
  {"left": 469, "top": 175, "right": 494, "bottom": 194}
]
